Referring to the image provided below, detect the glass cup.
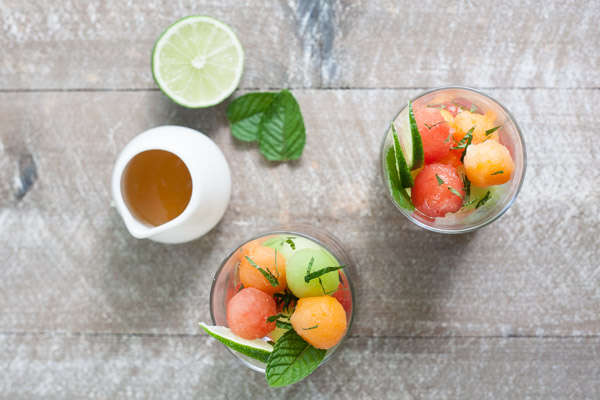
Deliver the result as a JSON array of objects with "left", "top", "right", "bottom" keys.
[
  {"left": 209, "top": 224, "right": 356, "bottom": 372},
  {"left": 380, "top": 86, "right": 527, "bottom": 233}
]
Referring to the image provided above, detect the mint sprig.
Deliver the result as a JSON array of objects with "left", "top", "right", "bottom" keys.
[
  {"left": 226, "top": 90, "right": 306, "bottom": 161},
  {"left": 226, "top": 93, "right": 277, "bottom": 142},
  {"left": 245, "top": 256, "right": 279, "bottom": 287},
  {"left": 265, "top": 330, "right": 326, "bottom": 387}
]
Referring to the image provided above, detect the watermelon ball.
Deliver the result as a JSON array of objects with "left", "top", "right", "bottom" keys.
[
  {"left": 415, "top": 107, "right": 452, "bottom": 164},
  {"left": 412, "top": 163, "right": 465, "bottom": 218},
  {"left": 227, "top": 287, "right": 276, "bottom": 340}
]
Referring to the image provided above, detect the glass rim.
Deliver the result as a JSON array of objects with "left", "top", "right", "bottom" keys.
[
  {"left": 209, "top": 227, "right": 356, "bottom": 371},
  {"left": 379, "top": 86, "right": 528, "bottom": 234}
]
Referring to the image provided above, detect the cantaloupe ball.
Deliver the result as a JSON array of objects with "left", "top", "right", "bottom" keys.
[
  {"left": 452, "top": 110, "right": 498, "bottom": 145},
  {"left": 227, "top": 287, "right": 276, "bottom": 340},
  {"left": 464, "top": 140, "right": 515, "bottom": 187},
  {"left": 239, "top": 246, "right": 287, "bottom": 295},
  {"left": 290, "top": 296, "right": 347, "bottom": 349}
]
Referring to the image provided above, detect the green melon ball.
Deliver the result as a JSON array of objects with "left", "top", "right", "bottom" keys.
[
  {"left": 286, "top": 248, "right": 340, "bottom": 298},
  {"left": 262, "top": 236, "right": 322, "bottom": 260}
]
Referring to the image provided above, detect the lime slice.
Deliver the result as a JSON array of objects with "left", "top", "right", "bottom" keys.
[
  {"left": 391, "top": 123, "right": 414, "bottom": 188},
  {"left": 397, "top": 100, "right": 425, "bottom": 170},
  {"left": 199, "top": 323, "right": 273, "bottom": 363},
  {"left": 385, "top": 147, "right": 415, "bottom": 210},
  {"left": 152, "top": 16, "right": 244, "bottom": 108}
]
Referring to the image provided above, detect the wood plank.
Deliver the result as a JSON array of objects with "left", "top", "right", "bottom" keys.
[
  {"left": 1, "top": 334, "right": 599, "bottom": 399},
  {"left": 1, "top": 89, "right": 598, "bottom": 336},
  {"left": 0, "top": 0, "right": 319, "bottom": 90},
  {"left": 2, "top": 0, "right": 599, "bottom": 90}
]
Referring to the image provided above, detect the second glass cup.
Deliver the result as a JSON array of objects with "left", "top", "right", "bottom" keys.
[
  {"left": 209, "top": 225, "right": 355, "bottom": 372},
  {"left": 380, "top": 87, "right": 526, "bottom": 233}
]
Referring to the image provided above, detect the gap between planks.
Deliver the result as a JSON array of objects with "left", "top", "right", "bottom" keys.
[
  {"left": 1, "top": 331, "right": 599, "bottom": 340},
  {"left": 1, "top": 87, "right": 600, "bottom": 94}
]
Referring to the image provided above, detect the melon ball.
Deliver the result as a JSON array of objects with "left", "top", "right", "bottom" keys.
[
  {"left": 286, "top": 248, "right": 340, "bottom": 298},
  {"left": 239, "top": 246, "right": 287, "bottom": 295},
  {"left": 464, "top": 140, "right": 514, "bottom": 187},
  {"left": 227, "top": 287, "right": 276, "bottom": 340},
  {"left": 412, "top": 163, "right": 464, "bottom": 218},
  {"left": 290, "top": 296, "right": 347, "bottom": 349}
]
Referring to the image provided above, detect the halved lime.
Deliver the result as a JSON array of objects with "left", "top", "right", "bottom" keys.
[
  {"left": 199, "top": 323, "right": 273, "bottom": 363},
  {"left": 152, "top": 16, "right": 244, "bottom": 108}
]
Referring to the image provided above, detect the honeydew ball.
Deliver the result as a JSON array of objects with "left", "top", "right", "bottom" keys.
[{"left": 285, "top": 248, "right": 340, "bottom": 298}]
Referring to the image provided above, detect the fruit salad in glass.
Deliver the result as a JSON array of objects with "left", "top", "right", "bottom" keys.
[
  {"left": 380, "top": 87, "right": 526, "bottom": 233},
  {"left": 203, "top": 227, "right": 355, "bottom": 387}
]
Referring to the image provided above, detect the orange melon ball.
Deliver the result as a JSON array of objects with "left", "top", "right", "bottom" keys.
[
  {"left": 452, "top": 110, "right": 498, "bottom": 145},
  {"left": 239, "top": 246, "right": 287, "bottom": 295},
  {"left": 464, "top": 140, "right": 515, "bottom": 187},
  {"left": 290, "top": 296, "right": 347, "bottom": 350}
]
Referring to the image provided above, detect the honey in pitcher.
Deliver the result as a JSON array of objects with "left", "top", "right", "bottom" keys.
[{"left": 121, "top": 150, "right": 193, "bottom": 227}]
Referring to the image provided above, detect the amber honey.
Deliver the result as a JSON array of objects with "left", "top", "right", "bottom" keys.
[{"left": 121, "top": 150, "right": 192, "bottom": 227}]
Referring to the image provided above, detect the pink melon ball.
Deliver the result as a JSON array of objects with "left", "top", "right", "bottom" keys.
[{"left": 227, "top": 287, "right": 276, "bottom": 340}]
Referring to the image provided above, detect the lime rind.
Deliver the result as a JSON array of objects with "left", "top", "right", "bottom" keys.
[
  {"left": 391, "top": 123, "right": 414, "bottom": 188},
  {"left": 200, "top": 322, "right": 273, "bottom": 364},
  {"left": 385, "top": 147, "right": 415, "bottom": 210},
  {"left": 152, "top": 16, "right": 244, "bottom": 108},
  {"left": 407, "top": 100, "right": 425, "bottom": 170}
]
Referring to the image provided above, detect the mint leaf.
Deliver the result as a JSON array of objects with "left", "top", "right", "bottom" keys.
[
  {"left": 485, "top": 126, "right": 501, "bottom": 136},
  {"left": 435, "top": 174, "right": 444, "bottom": 186},
  {"left": 259, "top": 90, "right": 306, "bottom": 161},
  {"left": 385, "top": 147, "right": 415, "bottom": 211},
  {"left": 304, "top": 265, "right": 346, "bottom": 283},
  {"left": 245, "top": 256, "right": 279, "bottom": 287},
  {"left": 226, "top": 93, "right": 277, "bottom": 142},
  {"left": 266, "top": 330, "right": 326, "bottom": 387},
  {"left": 476, "top": 191, "right": 492, "bottom": 209}
]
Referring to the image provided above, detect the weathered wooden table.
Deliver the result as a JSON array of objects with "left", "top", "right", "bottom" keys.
[{"left": 2, "top": 1, "right": 599, "bottom": 398}]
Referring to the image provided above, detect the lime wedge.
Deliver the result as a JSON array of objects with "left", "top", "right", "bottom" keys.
[
  {"left": 396, "top": 100, "right": 425, "bottom": 170},
  {"left": 199, "top": 322, "right": 273, "bottom": 363},
  {"left": 391, "top": 123, "right": 414, "bottom": 188},
  {"left": 385, "top": 147, "right": 415, "bottom": 210},
  {"left": 152, "top": 16, "right": 244, "bottom": 108}
]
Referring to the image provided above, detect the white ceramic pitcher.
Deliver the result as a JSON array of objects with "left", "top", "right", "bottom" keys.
[{"left": 111, "top": 125, "right": 231, "bottom": 243}]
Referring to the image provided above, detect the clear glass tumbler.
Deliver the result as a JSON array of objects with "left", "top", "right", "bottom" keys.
[
  {"left": 209, "top": 224, "right": 356, "bottom": 372},
  {"left": 380, "top": 86, "right": 527, "bottom": 233}
]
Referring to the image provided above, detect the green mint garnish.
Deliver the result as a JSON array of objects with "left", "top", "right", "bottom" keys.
[
  {"left": 273, "top": 290, "right": 298, "bottom": 313},
  {"left": 424, "top": 121, "right": 445, "bottom": 130},
  {"left": 265, "top": 330, "right": 326, "bottom": 387},
  {"left": 462, "top": 174, "right": 471, "bottom": 204},
  {"left": 245, "top": 256, "right": 279, "bottom": 287},
  {"left": 304, "top": 265, "right": 346, "bottom": 283},
  {"left": 303, "top": 325, "right": 319, "bottom": 330},
  {"left": 451, "top": 126, "right": 475, "bottom": 162},
  {"left": 451, "top": 126, "right": 475, "bottom": 150},
  {"left": 237, "top": 283, "right": 244, "bottom": 293},
  {"left": 443, "top": 132, "right": 453, "bottom": 143},
  {"left": 285, "top": 238, "right": 296, "bottom": 250},
  {"left": 485, "top": 126, "right": 501, "bottom": 136},
  {"left": 276, "top": 320, "right": 293, "bottom": 330},
  {"left": 476, "top": 191, "right": 492, "bottom": 209},
  {"left": 491, "top": 170, "right": 504, "bottom": 175},
  {"left": 226, "top": 90, "right": 306, "bottom": 161},
  {"left": 305, "top": 257, "right": 315, "bottom": 276},
  {"left": 267, "top": 313, "right": 290, "bottom": 323},
  {"left": 448, "top": 186, "right": 462, "bottom": 197},
  {"left": 435, "top": 174, "right": 444, "bottom": 186},
  {"left": 469, "top": 104, "right": 479, "bottom": 113}
]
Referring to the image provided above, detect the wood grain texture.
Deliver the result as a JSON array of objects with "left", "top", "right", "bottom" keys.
[
  {"left": 2, "top": 0, "right": 599, "bottom": 90},
  {"left": 1, "top": 334, "right": 599, "bottom": 399},
  {"left": 1, "top": 89, "right": 598, "bottom": 336}
]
